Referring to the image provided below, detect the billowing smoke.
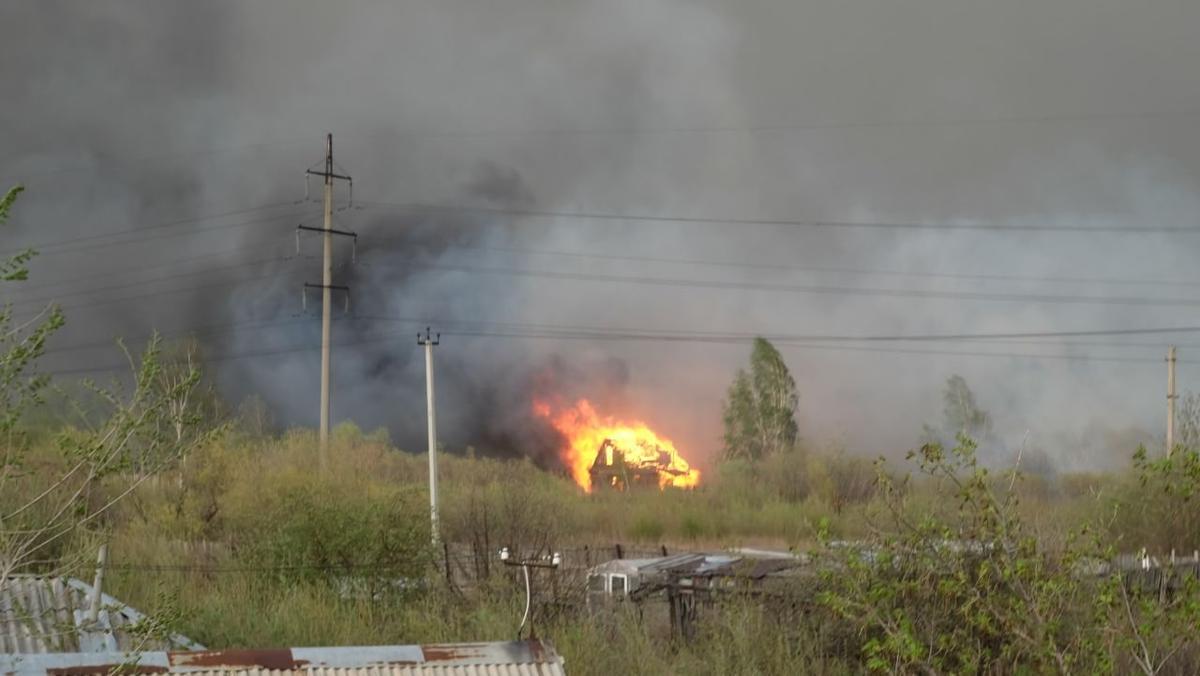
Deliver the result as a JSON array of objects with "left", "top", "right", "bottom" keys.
[{"left": 4, "top": 1, "right": 1200, "bottom": 473}]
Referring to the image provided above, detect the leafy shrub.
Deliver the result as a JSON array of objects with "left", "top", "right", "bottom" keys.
[
  {"left": 1108, "top": 446, "right": 1200, "bottom": 553},
  {"left": 679, "top": 512, "right": 706, "bottom": 541},
  {"left": 628, "top": 513, "right": 665, "bottom": 542},
  {"left": 227, "top": 472, "right": 430, "bottom": 592},
  {"left": 821, "top": 437, "right": 1200, "bottom": 674}
]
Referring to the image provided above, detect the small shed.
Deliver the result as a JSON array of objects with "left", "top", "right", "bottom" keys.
[{"left": 586, "top": 550, "right": 806, "bottom": 604}]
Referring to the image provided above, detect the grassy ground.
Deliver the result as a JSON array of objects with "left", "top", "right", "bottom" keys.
[{"left": 12, "top": 422, "right": 1193, "bottom": 674}]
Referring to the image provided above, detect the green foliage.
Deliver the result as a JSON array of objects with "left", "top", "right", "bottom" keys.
[
  {"left": 1177, "top": 391, "right": 1200, "bottom": 453},
  {"left": 150, "top": 336, "right": 228, "bottom": 453},
  {"left": 0, "top": 186, "right": 65, "bottom": 442},
  {"left": 722, "top": 370, "right": 757, "bottom": 460},
  {"left": 821, "top": 437, "right": 1200, "bottom": 674},
  {"left": 627, "top": 513, "right": 666, "bottom": 542},
  {"left": 943, "top": 375, "right": 991, "bottom": 437},
  {"left": 2, "top": 336, "right": 218, "bottom": 577},
  {"left": 805, "top": 449, "right": 877, "bottom": 514},
  {"left": 0, "top": 185, "right": 34, "bottom": 282},
  {"left": 820, "top": 437, "right": 1107, "bottom": 672},
  {"left": 721, "top": 337, "right": 798, "bottom": 461},
  {"left": 15, "top": 421, "right": 1194, "bottom": 674},
  {"left": 1, "top": 185, "right": 215, "bottom": 584},
  {"left": 233, "top": 394, "right": 275, "bottom": 439},
  {"left": 230, "top": 474, "right": 431, "bottom": 591},
  {"left": 925, "top": 374, "right": 992, "bottom": 447},
  {"left": 1107, "top": 445, "right": 1200, "bottom": 552}
]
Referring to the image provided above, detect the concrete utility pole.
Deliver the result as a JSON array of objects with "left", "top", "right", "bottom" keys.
[
  {"left": 419, "top": 327, "right": 441, "bottom": 543},
  {"left": 320, "top": 134, "right": 334, "bottom": 452},
  {"left": 1168, "top": 345, "right": 1177, "bottom": 456},
  {"left": 87, "top": 544, "right": 108, "bottom": 623},
  {"left": 303, "top": 134, "right": 353, "bottom": 465}
]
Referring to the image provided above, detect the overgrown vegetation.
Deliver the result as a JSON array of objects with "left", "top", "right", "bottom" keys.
[
  {"left": 819, "top": 437, "right": 1200, "bottom": 674},
  {"left": 0, "top": 185, "right": 212, "bottom": 581},
  {"left": 4, "top": 186, "right": 1200, "bottom": 673},
  {"left": 14, "top": 423, "right": 1190, "bottom": 675}
]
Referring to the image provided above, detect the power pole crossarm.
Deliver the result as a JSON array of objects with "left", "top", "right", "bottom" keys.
[{"left": 419, "top": 327, "right": 441, "bottom": 544}]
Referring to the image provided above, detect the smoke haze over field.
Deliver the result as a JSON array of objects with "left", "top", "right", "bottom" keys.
[{"left": 4, "top": 1, "right": 1200, "bottom": 472}]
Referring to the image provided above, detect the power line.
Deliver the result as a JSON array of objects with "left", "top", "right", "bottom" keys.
[
  {"left": 41, "top": 312, "right": 1200, "bottom": 363},
  {"left": 8, "top": 106, "right": 1200, "bottom": 185},
  {"left": 439, "top": 242, "right": 1200, "bottom": 291},
  {"left": 346, "top": 108, "right": 1200, "bottom": 140},
  {"left": 4, "top": 194, "right": 1187, "bottom": 301},
  {"left": 40, "top": 329, "right": 404, "bottom": 377},
  {"left": 447, "top": 328, "right": 1162, "bottom": 363},
  {"left": 0, "top": 209, "right": 313, "bottom": 263},
  {"left": 5, "top": 230, "right": 1190, "bottom": 312},
  {"left": 9, "top": 234, "right": 324, "bottom": 295},
  {"left": 15, "top": 252, "right": 1200, "bottom": 335},
  {"left": 361, "top": 257, "right": 1200, "bottom": 309},
  {"left": 19, "top": 272, "right": 286, "bottom": 317},
  {"left": 0, "top": 138, "right": 315, "bottom": 184},
  {"left": 352, "top": 315, "right": 1200, "bottom": 344},
  {"left": 10, "top": 246, "right": 1200, "bottom": 324},
  {"left": 363, "top": 200, "right": 1200, "bottom": 234},
  {"left": 41, "top": 316, "right": 321, "bottom": 357},
  {"left": 0, "top": 201, "right": 302, "bottom": 258},
  {"left": 6, "top": 255, "right": 290, "bottom": 309},
  {"left": 47, "top": 317, "right": 1200, "bottom": 379}
]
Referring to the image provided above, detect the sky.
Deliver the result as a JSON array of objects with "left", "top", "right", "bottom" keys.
[{"left": 3, "top": 0, "right": 1200, "bottom": 473}]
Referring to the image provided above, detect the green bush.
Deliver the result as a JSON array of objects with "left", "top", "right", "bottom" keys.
[
  {"left": 1107, "top": 446, "right": 1200, "bottom": 553},
  {"left": 627, "top": 513, "right": 666, "bottom": 542},
  {"left": 226, "top": 472, "right": 430, "bottom": 590}
]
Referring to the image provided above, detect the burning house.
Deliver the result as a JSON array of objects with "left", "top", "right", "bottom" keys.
[
  {"left": 534, "top": 398, "right": 700, "bottom": 492},
  {"left": 589, "top": 437, "right": 693, "bottom": 491}
]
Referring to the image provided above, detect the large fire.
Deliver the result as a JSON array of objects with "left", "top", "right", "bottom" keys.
[{"left": 533, "top": 398, "right": 700, "bottom": 492}]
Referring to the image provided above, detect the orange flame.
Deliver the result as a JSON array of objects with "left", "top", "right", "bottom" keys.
[{"left": 533, "top": 398, "right": 700, "bottom": 492}]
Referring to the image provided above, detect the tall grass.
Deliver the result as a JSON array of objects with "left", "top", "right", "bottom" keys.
[{"left": 21, "top": 422, "right": 1191, "bottom": 673}]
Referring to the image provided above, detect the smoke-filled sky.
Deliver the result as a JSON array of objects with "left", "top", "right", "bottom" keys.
[{"left": 3, "top": 0, "right": 1200, "bottom": 472}]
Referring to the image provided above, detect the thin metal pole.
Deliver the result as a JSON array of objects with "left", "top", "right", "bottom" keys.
[
  {"left": 420, "top": 328, "right": 440, "bottom": 544},
  {"left": 319, "top": 133, "right": 333, "bottom": 462},
  {"left": 1167, "top": 345, "right": 1177, "bottom": 456}
]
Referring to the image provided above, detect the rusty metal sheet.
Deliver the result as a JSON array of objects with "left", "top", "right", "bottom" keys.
[{"left": 1, "top": 641, "right": 565, "bottom": 676}]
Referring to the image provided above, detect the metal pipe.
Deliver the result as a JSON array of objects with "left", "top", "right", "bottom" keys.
[{"left": 518, "top": 564, "right": 531, "bottom": 639}]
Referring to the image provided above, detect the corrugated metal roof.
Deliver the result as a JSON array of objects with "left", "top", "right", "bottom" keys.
[
  {"left": 589, "top": 553, "right": 708, "bottom": 577},
  {"left": 0, "top": 576, "right": 202, "bottom": 654},
  {"left": 589, "top": 551, "right": 806, "bottom": 580},
  {"left": 0, "top": 641, "right": 565, "bottom": 676}
]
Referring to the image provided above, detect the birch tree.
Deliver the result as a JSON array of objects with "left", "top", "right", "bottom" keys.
[
  {"left": 722, "top": 338, "right": 798, "bottom": 460},
  {"left": 0, "top": 185, "right": 213, "bottom": 581}
]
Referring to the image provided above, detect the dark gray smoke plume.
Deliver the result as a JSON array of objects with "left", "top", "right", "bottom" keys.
[{"left": 4, "top": 1, "right": 1200, "bottom": 472}]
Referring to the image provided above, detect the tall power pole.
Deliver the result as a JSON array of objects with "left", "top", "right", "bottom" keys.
[
  {"left": 1167, "top": 345, "right": 1177, "bottom": 456},
  {"left": 419, "top": 327, "right": 440, "bottom": 544},
  {"left": 303, "top": 134, "right": 353, "bottom": 463}
]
